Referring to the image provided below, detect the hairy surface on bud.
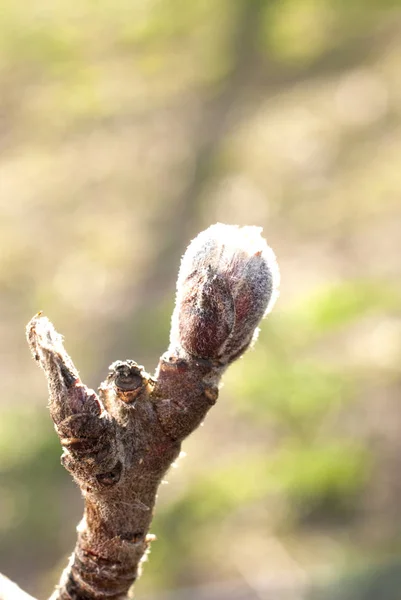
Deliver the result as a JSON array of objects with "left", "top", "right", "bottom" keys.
[{"left": 169, "top": 223, "right": 280, "bottom": 364}]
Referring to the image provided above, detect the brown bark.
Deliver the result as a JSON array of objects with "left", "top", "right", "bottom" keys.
[{"left": 2, "top": 224, "right": 279, "bottom": 600}]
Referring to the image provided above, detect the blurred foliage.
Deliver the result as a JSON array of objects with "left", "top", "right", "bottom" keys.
[{"left": 1, "top": 0, "right": 401, "bottom": 599}]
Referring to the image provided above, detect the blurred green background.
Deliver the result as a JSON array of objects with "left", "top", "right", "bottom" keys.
[{"left": 1, "top": 0, "right": 401, "bottom": 598}]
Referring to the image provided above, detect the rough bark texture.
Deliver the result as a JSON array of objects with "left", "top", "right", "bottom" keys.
[{"left": 2, "top": 224, "right": 279, "bottom": 600}]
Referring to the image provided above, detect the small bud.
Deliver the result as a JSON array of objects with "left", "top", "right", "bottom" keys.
[
  {"left": 108, "top": 360, "right": 152, "bottom": 404},
  {"left": 169, "top": 223, "right": 279, "bottom": 364}
]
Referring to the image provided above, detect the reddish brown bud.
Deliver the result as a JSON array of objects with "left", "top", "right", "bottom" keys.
[{"left": 169, "top": 223, "right": 279, "bottom": 364}]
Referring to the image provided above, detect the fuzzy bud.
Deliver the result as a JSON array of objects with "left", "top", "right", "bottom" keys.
[{"left": 169, "top": 223, "right": 280, "bottom": 364}]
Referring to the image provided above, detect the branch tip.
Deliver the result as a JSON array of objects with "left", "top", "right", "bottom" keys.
[
  {"left": 170, "top": 223, "right": 280, "bottom": 364},
  {"left": 23, "top": 223, "right": 279, "bottom": 600}
]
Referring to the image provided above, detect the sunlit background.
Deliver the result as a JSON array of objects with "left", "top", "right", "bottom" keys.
[{"left": 1, "top": 1, "right": 401, "bottom": 599}]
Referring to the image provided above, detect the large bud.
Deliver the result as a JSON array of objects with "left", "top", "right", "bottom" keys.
[{"left": 169, "top": 223, "right": 279, "bottom": 364}]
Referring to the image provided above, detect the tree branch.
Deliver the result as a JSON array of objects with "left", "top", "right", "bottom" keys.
[{"left": 4, "top": 224, "right": 279, "bottom": 600}]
